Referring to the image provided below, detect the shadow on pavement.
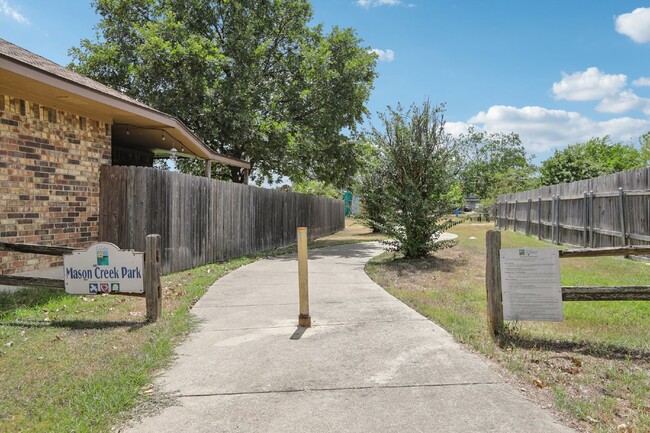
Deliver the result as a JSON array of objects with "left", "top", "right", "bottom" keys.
[
  {"left": 268, "top": 242, "right": 381, "bottom": 262},
  {"left": 290, "top": 326, "right": 308, "bottom": 340}
]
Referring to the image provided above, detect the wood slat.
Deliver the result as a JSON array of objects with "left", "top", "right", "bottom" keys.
[
  {"left": 559, "top": 245, "right": 650, "bottom": 258},
  {"left": 0, "top": 275, "right": 64, "bottom": 290},
  {"left": 0, "top": 242, "right": 78, "bottom": 256},
  {"left": 562, "top": 286, "right": 650, "bottom": 301}
]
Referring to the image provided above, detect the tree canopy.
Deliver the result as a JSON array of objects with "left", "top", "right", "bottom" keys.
[
  {"left": 70, "top": 0, "right": 377, "bottom": 185},
  {"left": 539, "top": 136, "right": 646, "bottom": 186},
  {"left": 456, "top": 127, "right": 537, "bottom": 205}
]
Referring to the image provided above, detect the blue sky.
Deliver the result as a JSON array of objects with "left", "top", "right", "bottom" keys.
[{"left": 2, "top": 0, "right": 650, "bottom": 162}]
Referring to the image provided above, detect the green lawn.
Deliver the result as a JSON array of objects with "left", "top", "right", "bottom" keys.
[{"left": 0, "top": 231, "right": 380, "bottom": 433}]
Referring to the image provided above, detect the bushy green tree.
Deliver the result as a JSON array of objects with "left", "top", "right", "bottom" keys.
[
  {"left": 364, "top": 101, "right": 461, "bottom": 258},
  {"left": 638, "top": 131, "right": 650, "bottom": 165},
  {"left": 70, "top": 0, "right": 377, "bottom": 185},
  {"left": 457, "top": 127, "right": 537, "bottom": 204},
  {"left": 540, "top": 136, "right": 645, "bottom": 186},
  {"left": 291, "top": 180, "right": 340, "bottom": 199}
]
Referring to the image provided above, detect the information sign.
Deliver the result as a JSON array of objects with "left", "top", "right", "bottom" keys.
[
  {"left": 500, "top": 248, "right": 563, "bottom": 322},
  {"left": 63, "top": 242, "right": 144, "bottom": 295}
]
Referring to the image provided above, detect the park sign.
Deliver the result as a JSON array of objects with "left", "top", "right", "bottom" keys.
[{"left": 63, "top": 242, "right": 144, "bottom": 295}]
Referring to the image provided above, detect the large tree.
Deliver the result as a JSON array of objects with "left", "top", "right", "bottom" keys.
[
  {"left": 362, "top": 101, "right": 461, "bottom": 258},
  {"left": 539, "top": 136, "right": 645, "bottom": 186},
  {"left": 456, "top": 127, "right": 537, "bottom": 205},
  {"left": 70, "top": 0, "right": 377, "bottom": 184}
]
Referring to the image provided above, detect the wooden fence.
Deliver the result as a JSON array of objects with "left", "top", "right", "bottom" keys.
[
  {"left": 99, "top": 166, "right": 345, "bottom": 274},
  {"left": 496, "top": 167, "right": 650, "bottom": 248},
  {"left": 485, "top": 230, "right": 650, "bottom": 336}
]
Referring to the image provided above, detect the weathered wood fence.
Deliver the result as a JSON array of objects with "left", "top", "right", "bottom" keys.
[
  {"left": 0, "top": 235, "right": 162, "bottom": 321},
  {"left": 99, "top": 166, "right": 345, "bottom": 274},
  {"left": 496, "top": 167, "right": 650, "bottom": 248},
  {"left": 485, "top": 230, "right": 650, "bottom": 336}
]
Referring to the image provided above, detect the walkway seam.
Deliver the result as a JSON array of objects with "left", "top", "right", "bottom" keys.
[{"left": 176, "top": 380, "right": 505, "bottom": 399}]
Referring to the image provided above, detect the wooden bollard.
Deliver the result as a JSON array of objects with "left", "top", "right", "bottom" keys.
[
  {"left": 145, "top": 234, "right": 162, "bottom": 322},
  {"left": 297, "top": 227, "right": 311, "bottom": 327}
]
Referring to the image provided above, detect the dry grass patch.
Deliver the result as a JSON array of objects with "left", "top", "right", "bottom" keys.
[{"left": 366, "top": 223, "right": 650, "bottom": 433}]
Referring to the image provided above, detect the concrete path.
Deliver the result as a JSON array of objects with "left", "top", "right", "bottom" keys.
[{"left": 124, "top": 242, "right": 575, "bottom": 433}]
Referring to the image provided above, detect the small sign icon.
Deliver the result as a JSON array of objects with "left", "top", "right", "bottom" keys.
[
  {"left": 89, "top": 283, "right": 98, "bottom": 294},
  {"left": 110, "top": 283, "right": 120, "bottom": 293},
  {"left": 97, "top": 250, "right": 109, "bottom": 266},
  {"left": 99, "top": 283, "right": 110, "bottom": 294},
  {"left": 519, "top": 249, "right": 526, "bottom": 256}
]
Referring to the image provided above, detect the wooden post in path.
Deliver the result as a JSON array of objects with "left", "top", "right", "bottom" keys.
[
  {"left": 485, "top": 230, "right": 504, "bottom": 336},
  {"left": 297, "top": 227, "right": 311, "bottom": 327},
  {"left": 145, "top": 234, "right": 162, "bottom": 322}
]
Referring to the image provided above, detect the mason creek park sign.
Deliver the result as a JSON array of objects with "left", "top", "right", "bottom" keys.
[{"left": 64, "top": 242, "right": 144, "bottom": 295}]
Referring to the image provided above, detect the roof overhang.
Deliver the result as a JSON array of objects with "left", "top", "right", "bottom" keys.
[{"left": 0, "top": 56, "right": 249, "bottom": 169}]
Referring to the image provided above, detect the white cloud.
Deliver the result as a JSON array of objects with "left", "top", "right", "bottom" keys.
[
  {"left": 0, "top": 0, "right": 28, "bottom": 24},
  {"left": 615, "top": 7, "right": 650, "bottom": 43},
  {"left": 357, "top": 0, "right": 406, "bottom": 7},
  {"left": 468, "top": 105, "right": 650, "bottom": 154},
  {"left": 596, "top": 90, "right": 650, "bottom": 115},
  {"left": 552, "top": 67, "right": 627, "bottom": 101},
  {"left": 445, "top": 121, "right": 473, "bottom": 138},
  {"left": 369, "top": 48, "right": 395, "bottom": 62},
  {"left": 633, "top": 77, "right": 650, "bottom": 87}
]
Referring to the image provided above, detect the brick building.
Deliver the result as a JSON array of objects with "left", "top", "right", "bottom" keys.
[{"left": 0, "top": 38, "right": 249, "bottom": 275}]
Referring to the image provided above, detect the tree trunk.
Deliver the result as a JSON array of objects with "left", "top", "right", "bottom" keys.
[{"left": 230, "top": 166, "right": 249, "bottom": 184}]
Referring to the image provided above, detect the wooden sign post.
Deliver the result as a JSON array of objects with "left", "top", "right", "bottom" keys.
[{"left": 297, "top": 227, "right": 311, "bottom": 327}]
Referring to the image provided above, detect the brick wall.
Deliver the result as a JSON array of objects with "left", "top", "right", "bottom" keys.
[{"left": 0, "top": 93, "right": 111, "bottom": 275}]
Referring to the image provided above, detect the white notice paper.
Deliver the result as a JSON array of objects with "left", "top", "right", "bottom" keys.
[{"left": 500, "top": 248, "right": 563, "bottom": 322}]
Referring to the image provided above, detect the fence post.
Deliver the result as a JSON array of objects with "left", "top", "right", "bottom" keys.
[
  {"left": 537, "top": 196, "right": 542, "bottom": 240},
  {"left": 525, "top": 198, "right": 532, "bottom": 236},
  {"left": 486, "top": 230, "right": 504, "bottom": 336},
  {"left": 582, "top": 191, "right": 589, "bottom": 247},
  {"left": 297, "top": 227, "right": 311, "bottom": 327},
  {"left": 551, "top": 195, "right": 556, "bottom": 244},
  {"left": 513, "top": 200, "right": 518, "bottom": 231},
  {"left": 145, "top": 234, "right": 162, "bottom": 322},
  {"left": 589, "top": 191, "right": 595, "bottom": 248},
  {"left": 618, "top": 188, "right": 628, "bottom": 246},
  {"left": 495, "top": 202, "right": 501, "bottom": 228},
  {"left": 556, "top": 195, "right": 561, "bottom": 245}
]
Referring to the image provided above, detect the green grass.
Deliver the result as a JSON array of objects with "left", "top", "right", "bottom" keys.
[
  {"left": 0, "top": 255, "right": 254, "bottom": 433},
  {"left": 0, "top": 222, "right": 379, "bottom": 433},
  {"left": 366, "top": 223, "right": 650, "bottom": 432}
]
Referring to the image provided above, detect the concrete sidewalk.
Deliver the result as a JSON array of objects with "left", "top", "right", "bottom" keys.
[{"left": 124, "top": 242, "right": 575, "bottom": 433}]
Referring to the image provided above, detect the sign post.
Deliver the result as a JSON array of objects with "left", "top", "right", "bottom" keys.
[{"left": 63, "top": 235, "right": 162, "bottom": 322}]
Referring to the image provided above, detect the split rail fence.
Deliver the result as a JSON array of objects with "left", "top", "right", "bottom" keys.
[
  {"left": 495, "top": 167, "right": 650, "bottom": 248},
  {"left": 485, "top": 230, "right": 650, "bottom": 336},
  {"left": 99, "top": 166, "right": 345, "bottom": 274},
  {"left": 0, "top": 234, "right": 162, "bottom": 321}
]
